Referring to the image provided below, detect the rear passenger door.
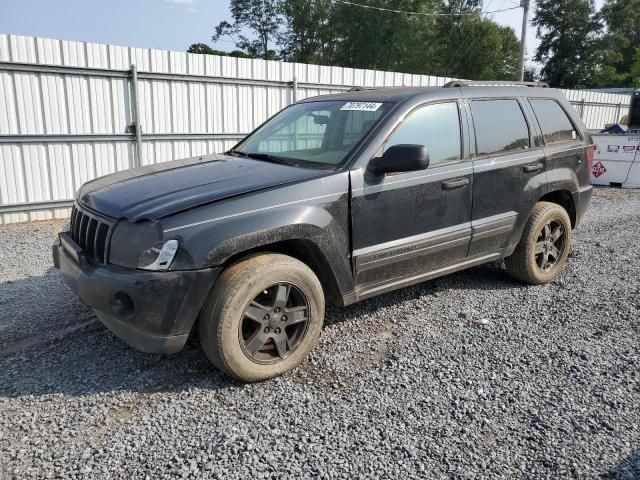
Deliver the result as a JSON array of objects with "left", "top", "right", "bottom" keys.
[
  {"left": 467, "top": 98, "right": 546, "bottom": 257},
  {"left": 528, "top": 98, "right": 587, "bottom": 188}
]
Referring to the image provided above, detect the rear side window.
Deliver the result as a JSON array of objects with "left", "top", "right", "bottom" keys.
[
  {"left": 529, "top": 98, "right": 578, "bottom": 145},
  {"left": 470, "top": 99, "right": 530, "bottom": 156},
  {"left": 385, "top": 102, "right": 461, "bottom": 166}
]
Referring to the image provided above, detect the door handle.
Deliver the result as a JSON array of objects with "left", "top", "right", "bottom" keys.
[
  {"left": 441, "top": 177, "right": 470, "bottom": 190},
  {"left": 523, "top": 162, "right": 543, "bottom": 173}
]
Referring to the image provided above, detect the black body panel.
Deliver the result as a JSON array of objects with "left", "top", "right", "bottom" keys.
[{"left": 77, "top": 153, "right": 331, "bottom": 221}]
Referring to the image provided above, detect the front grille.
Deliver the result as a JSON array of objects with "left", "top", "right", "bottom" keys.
[{"left": 69, "top": 205, "right": 113, "bottom": 263}]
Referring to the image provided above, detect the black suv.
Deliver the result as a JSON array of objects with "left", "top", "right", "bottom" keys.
[{"left": 53, "top": 82, "right": 593, "bottom": 381}]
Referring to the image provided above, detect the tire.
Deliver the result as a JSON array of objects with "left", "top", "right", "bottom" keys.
[
  {"left": 505, "top": 201, "right": 573, "bottom": 285},
  {"left": 199, "top": 253, "right": 325, "bottom": 382}
]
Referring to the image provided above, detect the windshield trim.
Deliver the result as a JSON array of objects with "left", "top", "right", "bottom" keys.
[{"left": 229, "top": 99, "right": 396, "bottom": 171}]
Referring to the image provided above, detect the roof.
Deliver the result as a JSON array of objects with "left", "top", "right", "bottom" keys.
[
  {"left": 299, "top": 85, "right": 563, "bottom": 104},
  {"left": 300, "top": 86, "right": 443, "bottom": 104}
]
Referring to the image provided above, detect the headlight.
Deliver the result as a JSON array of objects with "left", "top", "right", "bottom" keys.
[{"left": 137, "top": 240, "right": 179, "bottom": 271}]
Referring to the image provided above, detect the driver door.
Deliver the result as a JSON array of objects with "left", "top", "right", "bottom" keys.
[{"left": 350, "top": 101, "right": 473, "bottom": 293}]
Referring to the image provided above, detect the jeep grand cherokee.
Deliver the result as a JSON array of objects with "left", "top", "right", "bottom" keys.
[{"left": 53, "top": 81, "right": 594, "bottom": 381}]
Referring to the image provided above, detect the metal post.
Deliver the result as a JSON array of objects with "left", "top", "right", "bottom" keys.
[
  {"left": 289, "top": 76, "right": 299, "bottom": 151},
  {"left": 291, "top": 76, "right": 298, "bottom": 103},
  {"left": 616, "top": 103, "right": 622, "bottom": 123},
  {"left": 130, "top": 64, "right": 143, "bottom": 168},
  {"left": 517, "top": 0, "right": 531, "bottom": 82},
  {"left": 580, "top": 99, "right": 585, "bottom": 118}
]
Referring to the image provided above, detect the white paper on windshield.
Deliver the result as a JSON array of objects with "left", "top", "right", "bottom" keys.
[{"left": 340, "top": 102, "right": 383, "bottom": 112}]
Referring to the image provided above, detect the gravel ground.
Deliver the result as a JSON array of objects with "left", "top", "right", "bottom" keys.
[{"left": 0, "top": 187, "right": 639, "bottom": 479}]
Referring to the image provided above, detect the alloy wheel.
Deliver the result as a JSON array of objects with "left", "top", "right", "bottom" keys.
[
  {"left": 239, "top": 283, "right": 310, "bottom": 364},
  {"left": 534, "top": 219, "right": 566, "bottom": 271}
]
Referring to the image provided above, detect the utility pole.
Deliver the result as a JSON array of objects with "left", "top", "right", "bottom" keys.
[{"left": 517, "top": 0, "right": 531, "bottom": 82}]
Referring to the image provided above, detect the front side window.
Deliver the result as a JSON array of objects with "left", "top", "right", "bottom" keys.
[
  {"left": 471, "top": 99, "right": 530, "bottom": 156},
  {"left": 529, "top": 98, "right": 578, "bottom": 145},
  {"left": 233, "top": 100, "right": 391, "bottom": 168},
  {"left": 384, "top": 102, "right": 462, "bottom": 166}
]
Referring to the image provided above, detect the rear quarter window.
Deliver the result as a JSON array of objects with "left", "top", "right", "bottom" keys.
[
  {"left": 529, "top": 98, "right": 579, "bottom": 145},
  {"left": 470, "top": 99, "right": 530, "bottom": 156}
]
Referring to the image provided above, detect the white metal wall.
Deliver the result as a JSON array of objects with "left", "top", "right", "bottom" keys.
[{"left": 0, "top": 34, "right": 632, "bottom": 224}]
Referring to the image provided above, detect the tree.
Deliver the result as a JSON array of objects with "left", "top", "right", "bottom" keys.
[
  {"left": 599, "top": 0, "right": 640, "bottom": 87},
  {"left": 631, "top": 48, "right": 640, "bottom": 88},
  {"left": 187, "top": 43, "right": 251, "bottom": 58},
  {"left": 524, "top": 65, "right": 539, "bottom": 82},
  {"left": 278, "top": 0, "right": 337, "bottom": 64},
  {"left": 432, "top": 12, "right": 521, "bottom": 80},
  {"left": 202, "top": 0, "right": 522, "bottom": 80},
  {"left": 532, "top": 0, "right": 602, "bottom": 88},
  {"left": 328, "top": 0, "right": 437, "bottom": 72},
  {"left": 212, "top": 0, "right": 281, "bottom": 60}
]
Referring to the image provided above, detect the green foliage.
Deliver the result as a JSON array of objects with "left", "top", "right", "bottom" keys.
[
  {"left": 599, "top": 0, "right": 640, "bottom": 87},
  {"left": 532, "top": 0, "right": 602, "bottom": 88},
  {"left": 187, "top": 43, "right": 217, "bottom": 55},
  {"left": 212, "top": 0, "right": 281, "bottom": 60},
  {"left": 430, "top": 14, "right": 521, "bottom": 80},
  {"left": 631, "top": 48, "right": 640, "bottom": 88},
  {"left": 278, "top": 0, "right": 336, "bottom": 64},
  {"left": 200, "top": 0, "right": 521, "bottom": 81},
  {"left": 194, "top": 0, "right": 639, "bottom": 87},
  {"left": 187, "top": 43, "right": 251, "bottom": 58}
]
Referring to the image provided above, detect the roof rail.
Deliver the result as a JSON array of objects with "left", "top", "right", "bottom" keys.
[
  {"left": 443, "top": 80, "right": 550, "bottom": 88},
  {"left": 348, "top": 86, "right": 380, "bottom": 92}
]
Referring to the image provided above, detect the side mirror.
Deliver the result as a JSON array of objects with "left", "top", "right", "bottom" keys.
[{"left": 369, "top": 144, "right": 430, "bottom": 175}]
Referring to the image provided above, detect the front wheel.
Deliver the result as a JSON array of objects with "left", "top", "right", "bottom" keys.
[
  {"left": 199, "top": 253, "right": 325, "bottom": 382},
  {"left": 505, "top": 201, "right": 573, "bottom": 285}
]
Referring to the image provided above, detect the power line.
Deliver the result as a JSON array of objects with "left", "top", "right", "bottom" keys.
[{"left": 332, "top": 0, "right": 520, "bottom": 17}]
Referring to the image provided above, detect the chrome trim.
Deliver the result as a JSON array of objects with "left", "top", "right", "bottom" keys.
[
  {"left": 354, "top": 165, "right": 473, "bottom": 193},
  {"left": 357, "top": 253, "right": 501, "bottom": 300},
  {"left": 353, "top": 222, "right": 472, "bottom": 258},
  {"left": 471, "top": 211, "right": 518, "bottom": 231},
  {"left": 164, "top": 192, "right": 343, "bottom": 233},
  {"left": 472, "top": 153, "right": 542, "bottom": 173}
]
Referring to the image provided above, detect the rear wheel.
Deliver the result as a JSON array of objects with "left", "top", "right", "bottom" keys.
[
  {"left": 505, "top": 201, "right": 572, "bottom": 285},
  {"left": 199, "top": 253, "right": 324, "bottom": 382}
]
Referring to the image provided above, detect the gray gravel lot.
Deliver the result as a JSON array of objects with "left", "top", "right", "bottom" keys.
[{"left": 1, "top": 187, "right": 639, "bottom": 479}]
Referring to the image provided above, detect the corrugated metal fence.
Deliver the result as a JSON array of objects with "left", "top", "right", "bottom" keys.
[{"left": 0, "top": 34, "right": 632, "bottom": 224}]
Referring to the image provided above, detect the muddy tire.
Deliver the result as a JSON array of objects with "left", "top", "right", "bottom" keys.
[
  {"left": 505, "top": 201, "right": 573, "bottom": 285},
  {"left": 199, "top": 253, "right": 324, "bottom": 382}
]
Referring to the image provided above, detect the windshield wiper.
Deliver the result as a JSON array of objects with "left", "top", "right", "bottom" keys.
[
  {"left": 226, "top": 150, "right": 244, "bottom": 157},
  {"left": 234, "top": 151, "right": 296, "bottom": 166}
]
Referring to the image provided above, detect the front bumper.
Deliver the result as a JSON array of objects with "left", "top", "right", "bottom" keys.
[{"left": 53, "top": 232, "right": 219, "bottom": 354}]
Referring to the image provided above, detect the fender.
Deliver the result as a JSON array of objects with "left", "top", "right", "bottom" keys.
[
  {"left": 161, "top": 172, "right": 355, "bottom": 299},
  {"left": 504, "top": 166, "right": 579, "bottom": 256},
  {"left": 544, "top": 166, "right": 580, "bottom": 198}
]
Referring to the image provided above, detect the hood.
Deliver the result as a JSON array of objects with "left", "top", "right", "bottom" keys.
[{"left": 78, "top": 153, "right": 330, "bottom": 221}]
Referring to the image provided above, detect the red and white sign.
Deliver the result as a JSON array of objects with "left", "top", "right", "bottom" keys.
[{"left": 592, "top": 161, "right": 607, "bottom": 178}]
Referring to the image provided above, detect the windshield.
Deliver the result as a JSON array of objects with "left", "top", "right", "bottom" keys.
[{"left": 232, "top": 100, "right": 391, "bottom": 168}]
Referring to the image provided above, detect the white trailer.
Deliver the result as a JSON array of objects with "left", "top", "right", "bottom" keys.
[
  {"left": 590, "top": 89, "right": 640, "bottom": 188},
  {"left": 590, "top": 132, "right": 640, "bottom": 188}
]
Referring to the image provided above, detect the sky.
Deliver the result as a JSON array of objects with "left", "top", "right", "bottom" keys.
[{"left": 0, "top": 0, "right": 606, "bottom": 68}]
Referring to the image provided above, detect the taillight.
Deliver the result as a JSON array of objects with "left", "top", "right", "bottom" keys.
[{"left": 585, "top": 144, "right": 595, "bottom": 172}]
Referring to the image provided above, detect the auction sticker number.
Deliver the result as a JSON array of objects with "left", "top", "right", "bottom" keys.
[{"left": 340, "top": 102, "right": 383, "bottom": 112}]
